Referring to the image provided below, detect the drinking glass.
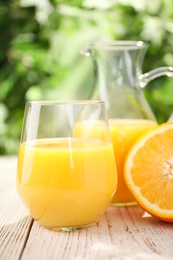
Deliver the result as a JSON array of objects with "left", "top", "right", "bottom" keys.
[{"left": 16, "top": 100, "right": 117, "bottom": 231}]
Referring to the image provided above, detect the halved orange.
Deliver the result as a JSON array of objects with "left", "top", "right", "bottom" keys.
[{"left": 124, "top": 122, "right": 173, "bottom": 222}]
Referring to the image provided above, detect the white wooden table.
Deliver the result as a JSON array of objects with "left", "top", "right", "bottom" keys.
[{"left": 1, "top": 156, "right": 173, "bottom": 260}]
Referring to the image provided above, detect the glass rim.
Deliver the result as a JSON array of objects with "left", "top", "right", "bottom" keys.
[
  {"left": 88, "top": 40, "right": 148, "bottom": 50},
  {"left": 26, "top": 100, "right": 105, "bottom": 106}
]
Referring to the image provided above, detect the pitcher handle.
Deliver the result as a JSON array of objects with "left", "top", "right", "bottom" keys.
[{"left": 139, "top": 67, "right": 173, "bottom": 88}]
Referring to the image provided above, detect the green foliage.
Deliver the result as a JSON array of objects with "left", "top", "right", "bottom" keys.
[{"left": 0, "top": 0, "right": 173, "bottom": 154}]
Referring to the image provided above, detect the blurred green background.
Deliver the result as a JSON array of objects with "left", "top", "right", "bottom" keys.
[{"left": 0, "top": 0, "right": 173, "bottom": 155}]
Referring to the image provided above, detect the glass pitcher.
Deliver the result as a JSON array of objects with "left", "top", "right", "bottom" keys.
[{"left": 80, "top": 41, "right": 173, "bottom": 206}]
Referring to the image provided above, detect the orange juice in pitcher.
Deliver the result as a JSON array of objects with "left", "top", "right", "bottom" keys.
[{"left": 109, "top": 119, "right": 157, "bottom": 205}]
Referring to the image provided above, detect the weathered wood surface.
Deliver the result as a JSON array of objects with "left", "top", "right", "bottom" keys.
[{"left": 0, "top": 156, "right": 173, "bottom": 260}]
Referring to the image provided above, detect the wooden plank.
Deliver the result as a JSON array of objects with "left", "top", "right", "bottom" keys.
[
  {"left": 21, "top": 206, "right": 173, "bottom": 260},
  {"left": 0, "top": 157, "right": 33, "bottom": 260}
]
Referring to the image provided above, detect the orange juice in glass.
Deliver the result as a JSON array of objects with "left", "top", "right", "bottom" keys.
[
  {"left": 16, "top": 101, "right": 117, "bottom": 231},
  {"left": 109, "top": 119, "right": 158, "bottom": 206}
]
